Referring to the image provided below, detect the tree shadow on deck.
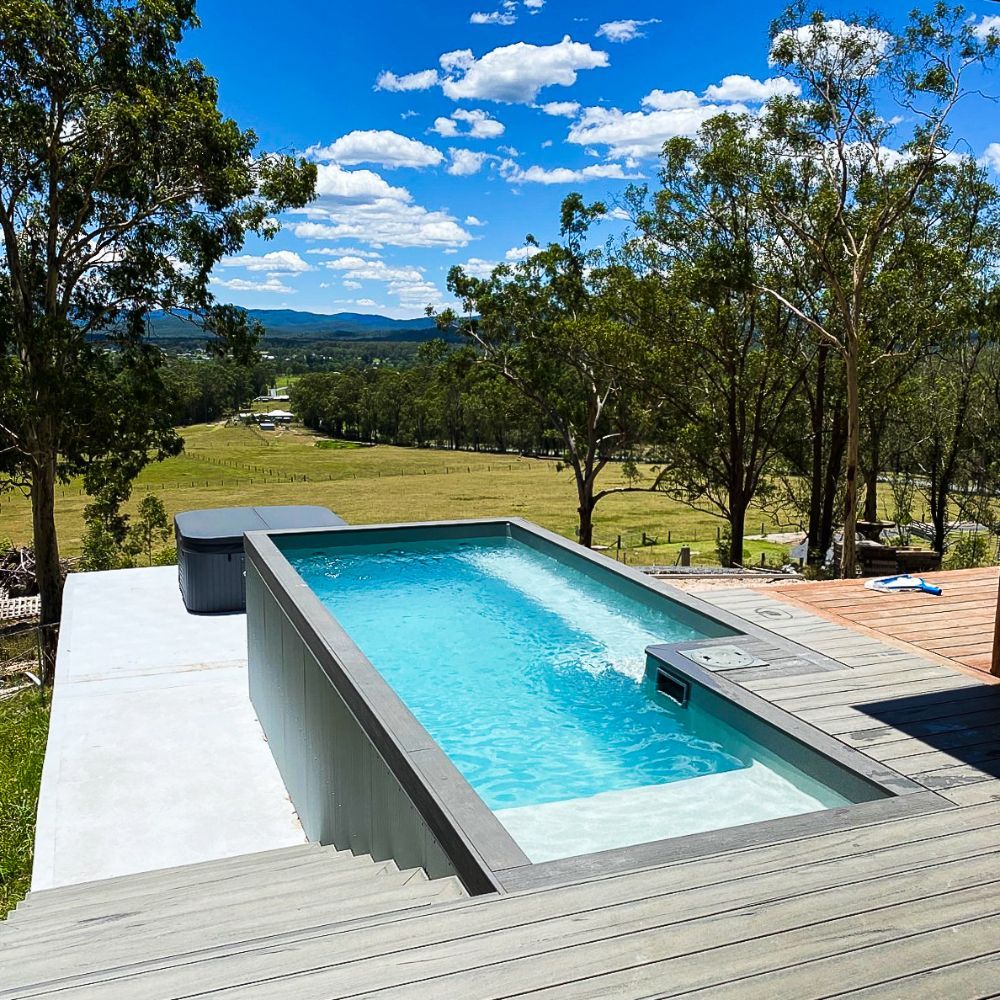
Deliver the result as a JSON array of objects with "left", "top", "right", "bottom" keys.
[{"left": 844, "top": 684, "right": 1000, "bottom": 787}]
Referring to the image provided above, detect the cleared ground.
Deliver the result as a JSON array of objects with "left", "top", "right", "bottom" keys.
[{"left": 0, "top": 422, "right": 801, "bottom": 566}]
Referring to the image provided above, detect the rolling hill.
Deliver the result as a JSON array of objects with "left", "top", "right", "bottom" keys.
[{"left": 147, "top": 309, "right": 445, "bottom": 343}]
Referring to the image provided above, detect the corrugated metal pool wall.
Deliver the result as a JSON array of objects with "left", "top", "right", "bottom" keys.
[{"left": 246, "top": 561, "right": 461, "bottom": 883}]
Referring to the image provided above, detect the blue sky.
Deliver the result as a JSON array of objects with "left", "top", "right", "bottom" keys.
[{"left": 185, "top": 1, "right": 1000, "bottom": 318}]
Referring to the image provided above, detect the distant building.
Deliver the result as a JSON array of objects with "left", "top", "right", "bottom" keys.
[
  {"left": 263, "top": 409, "right": 293, "bottom": 423},
  {"left": 258, "top": 421, "right": 276, "bottom": 430}
]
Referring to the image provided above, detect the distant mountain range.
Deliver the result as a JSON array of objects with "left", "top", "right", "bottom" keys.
[{"left": 147, "top": 308, "right": 449, "bottom": 343}]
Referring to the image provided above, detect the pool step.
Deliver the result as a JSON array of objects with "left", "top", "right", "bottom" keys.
[{"left": 0, "top": 845, "right": 467, "bottom": 993}]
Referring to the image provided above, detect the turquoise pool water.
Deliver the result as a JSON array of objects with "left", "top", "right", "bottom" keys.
[{"left": 287, "top": 532, "right": 853, "bottom": 864}]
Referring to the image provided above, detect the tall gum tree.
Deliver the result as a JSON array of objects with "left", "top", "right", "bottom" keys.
[
  {"left": 440, "top": 195, "right": 663, "bottom": 548},
  {"left": 0, "top": 0, "right": 316, "bottom": 677},
  {"left": 746, "top": 3, "right": 996, "bottom": 575}
]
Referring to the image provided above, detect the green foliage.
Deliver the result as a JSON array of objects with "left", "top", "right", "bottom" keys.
[
  {"left": 152, "top": 545, "right": 178, "bottom": 567},
  {"left": 0, "top": 690, "right": 50, "bottom": 917},
  {"left": 124, "top": 495, "right": 171, "bottom": 567},
  {"left": 79, "top": 516, "right": 129, "bottom": 572},
  {"left": 0, "top": 0, "right": 316, "bottom": 630},
  {"left": 945, "top": 533, "right": 993, "bottom": 570}
]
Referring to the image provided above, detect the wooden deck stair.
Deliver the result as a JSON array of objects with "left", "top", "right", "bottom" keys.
[{"left": 0, "top": 842, "right": 467, "bottom": 996}]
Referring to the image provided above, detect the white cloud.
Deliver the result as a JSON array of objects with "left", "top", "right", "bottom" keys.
[
  {"left": 355, "top": 298, "right": 379, "bottom": 307},
  {"left": 979, "top": 142, "right": 1000, "bottom": 173},
  {"left": 471, "top": 1, "right": 517, "bottom": 26},
  {"left": 465, "top": 215, "right": 486, "bottom": 226},
  {"left": 389, "top": 279, "right": 448, "bottom": 309},
  {"left": 219, "top": 250, "right": 312, "bottom": 273},
  {"left": 342, "top": 280, "right": 362, "bottom": 289},
  {"left": 306, "top": 246, "right": 383, "bottom": 258},
  {"left": 440, "top": 36, "right": 608, "bottom": 103},
  {"left": 501, "top": 159, "right": 641, "bottom": 185},
  {"left": 702, "top": 75, "right": 800, "bottom": 103},
  {"left": 595, "top": 19, "right": 660, "bottom": 43},
  {"left": 640, "top": 89, "right": 702, "bottom": 111},
  {"left": 447, "top": 149, "right": 492, "bottom": 175},
  {"left": 375, "top": 68, "right": 439, "bottom": 92},
  {"left": 459, "top": 257, "right": 498, "bottom": 278},
  {"left": 291, "top": 202, "right": 472, "bottom": 248},
  {"left": 431, "top": 107, "right": 505, "bottom": 139},
  {"left": 524, "top": 0, "right": 544, "bottom": 9},
  {"left": 323, "top": 258, "right": 425, "bottom": 283},
  {"left": 971, "top": 15, "right": 1000, "bottom": 41},
  {"left": 539, "top": 100, "right": 580, "bottom": 117},
  {"left": 505, "top": 244, "right": 543, "bottom": 261},
  {"left": 541, "top": 139, "right": 553, "bottom": 148},
  {"left": 314, "top": 163, "right": 412, "bottom": 202},
  {"left": 770, "top": 20, "right": 891, "bottom": 78},
  {"left": 309, "top": 130, "right": 444, "bottom": 169},
  {"left": 212, "top": 276, "right": 294, "bottom": 294},
  {"left": 567, "top": 101, "right": 745, "bottom": 159}
]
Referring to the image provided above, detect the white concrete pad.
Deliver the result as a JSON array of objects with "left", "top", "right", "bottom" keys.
[{"left": 32, "top": 567, "right": 305, "bottom": 890}]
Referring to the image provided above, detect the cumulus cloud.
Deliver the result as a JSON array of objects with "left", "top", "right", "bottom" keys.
[
  {"left": 294, "top": 164, "right": 473, "bottom": 248},
  {"left": 565, "top": 75, "right": 796, "bottom": 159},
  {"left": 505, "top": 244, "right": 544, "bottom": 261},
  {"left": 375, "top": 68, "right": 439, "bottom": 92},
  {"left": 309, "top": 130, "right": 444, "bottom": 169},
  {"left": 471, "top": 1, "right": 517, "bottom": 26},
  {"left": 322, "top": 257, "right": 425, "bottom": 283},
  {"left": 979, "top": 142, "right": 1000, "bottom": 173},
  {"left": 440, "top": 36, "right": 608, "bottom": 103},
  {"left": 212, "top": 276, "right": 294, "bottom": 294},
  {"left": 219, "top": 250, "right": 312, "bottom": 273},
  {"left": 770, "top": 19, "right": 891, "bottom": 78},
  {"left": 465, "top": 215, "right": 486, "bottom": 226},
  {"left": 524, "top": 0, "right": 544, "bottom": 9},
  {"left": 971, "top": 15, "right": 1000, "bottom": 41},
  {"left": 459, "top": 257, "right": 499, "bottom": 278},
  {"left": 539, "top": 100, "right": 580, "bottom": 117},
  {"left": 431, "top": 107, "right": 505, "bottom": 139},
  {"left": 447, "top": 149, "right": 492, "bottom": 175},
  {"left": 342, "top": 280, "right": 362, "bottom": 289},
  {"left": 306, "top": 246, "right": 383, "bottom": 258},
  {"left": 314, "top": 163, "right": 412, "bottom": 202},
  {"left": 596, "top": 19, "right": 660, "bottom": 43},
  {"left": 501, "top": 159, "right": 641, "bottom": 184},
  {"left": 291, "top": 203, "right": 472, "bottom": 248},
  {"left": 703, "top": 74, "right": 800, "bottom": 103}
]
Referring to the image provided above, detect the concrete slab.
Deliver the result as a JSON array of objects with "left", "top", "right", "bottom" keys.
[{"left": 32, "top": 567, "right": 305, "bottom": 890}]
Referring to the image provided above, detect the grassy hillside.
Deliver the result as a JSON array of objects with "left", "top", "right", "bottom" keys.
[{"left": 0, "top": 422, "right": 797, "bottom": 567}]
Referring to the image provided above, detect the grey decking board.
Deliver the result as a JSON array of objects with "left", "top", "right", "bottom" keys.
[
  {"left": 313, "top": 877, "right": 1000, "bottom": 1000},
  {"left": 679, "top": 915, "right": 1000, "bottom": 1000},
  {"left": 13, "top": 803, "right": 1000, "bottom": 999},
  {"left": 76, "top": 851, "right": 1000, "bottom": 1000},
  {"left": 826, "top": 953, "right": 1000, "bottom": 999}
]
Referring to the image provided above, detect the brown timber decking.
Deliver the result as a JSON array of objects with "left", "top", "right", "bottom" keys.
[
  {"left": 3, "top": 589, "right": 1000, "bottom": 998},
  {"left": 759, "top": 566, "right": 1000, "bottom": 679}
]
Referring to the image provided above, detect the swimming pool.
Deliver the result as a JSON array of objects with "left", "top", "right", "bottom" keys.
[{"left": 247, "top": 519, "right": 914, "bottom": 890}]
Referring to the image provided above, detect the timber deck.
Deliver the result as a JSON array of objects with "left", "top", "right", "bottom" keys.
[
  {"left": 3, "top": 589, "right": 1000, "bottom": 997},
  {"left": 759, "top": 566, "right": 1000, "bottom": 678}
]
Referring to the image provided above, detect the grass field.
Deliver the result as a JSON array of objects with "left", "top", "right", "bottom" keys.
[
  {"left": 0, "top": 689, "right": 49, "bottom": 918},
  {"left": 0, "top": 422, "right": 799, "bottom": 566}
]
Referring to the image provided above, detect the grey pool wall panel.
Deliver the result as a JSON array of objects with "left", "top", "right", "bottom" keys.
[{"left": 246, "top": 540, "right": 514, "bottom": 895}]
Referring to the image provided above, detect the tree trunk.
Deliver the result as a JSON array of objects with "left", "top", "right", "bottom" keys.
[
  {"left": 841, "top": 345, "right": 861, "bottom": 578},
  {"left": 728, "top": 498, "right": 748, "bottom": 568},
  {"left": 862, "top": 466, "right": 879, "bottom": 523},
  {"left": 31, "top": 442, "right": 63, "bottom": 685},
  {"left": 577, "top": 496, "right": 594, "bottom": 547},
  {"left": 806, "top": 345, "right": 828, "bottom": 564},
  {"left": 819, "top": 403, "right": 847, "bottom": 560}
]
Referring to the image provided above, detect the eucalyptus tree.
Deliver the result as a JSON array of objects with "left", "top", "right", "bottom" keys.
[
  {"left": 628, "top": 121, "right": 815, "bottom": 567},
  {"left": 856, "top": 160, "right": 1000, "bottom": 528},
  {"left": 744, "top": 3, "right": 997, "bottom": 575},
  {"left": 0, "top": 0, "right": 316, "bottom": 673},
  {"left": 442, "top": 195, "right": 662, "bottom": 547}
]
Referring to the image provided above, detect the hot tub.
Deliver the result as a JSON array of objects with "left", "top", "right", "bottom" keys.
[{"left": 175, "top": 505, "right": 345, "bottom": 613}]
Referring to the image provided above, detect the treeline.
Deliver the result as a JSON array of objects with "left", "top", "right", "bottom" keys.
[
  {"left": 160, "top": 357, "right": 275, "bottom": 425},
  {"left": 294, "top": 343, "right": 563, "bottom": 455},
  {"left": 295, "top": 10, "right": 1000, "bottom": 573}
]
